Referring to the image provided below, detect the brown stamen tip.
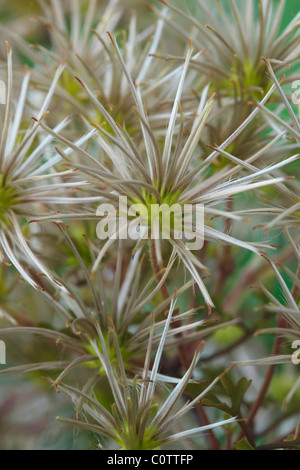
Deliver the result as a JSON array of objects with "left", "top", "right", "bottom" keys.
[
  {"left": 40, "top": 376, "right": 52, "bottom": 385},
  {"left": 52, "top": 221, "right": 69, "bottom": 230},
  {"left": 106, "top": 31, "right": 114, "bottom": 44},
  {"left": 75, "top": 76, "right": 85, "bottom": 88},
  {"left": 251, "top": 285, "right": 262, "bottom": 291},
  {"left": 261, "top": 254, "right": 271, "bottom": 264},
  {"left": 206, "top": 144, "right": 217, "bottom": 150},
  {"left": 259, "top": 250, "right": 267, "bottom": 256},
  {"left": 90, "top": 311, "right": 97, "bottom": 326},
  {"left": 261, "top": 56, "right": 268, "bottom": 66},
  {"left": 145, "top": 3, "right": 154, "bottom": 12}
]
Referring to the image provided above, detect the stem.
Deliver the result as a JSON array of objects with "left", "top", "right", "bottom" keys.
[
  {"left": 149, "top": 239, "right": 220, "bottom": 450},
  {"left": 226, "top": 429, "right": 232, "bottom": 450},
  {"left": 238, "top": 263, "right": 300, "bottom": 442},
  {"left": 195, "top": 403, "right": 220, "bottom": 450},
  {"left": 256, "top": 438, "right": 300, "bottom": 450},
  {"left": 247, "top": 333, "right": 283, "bottom": 431},
  {"left": 256, "top": 410, "right": 300, "bottom": 438}
]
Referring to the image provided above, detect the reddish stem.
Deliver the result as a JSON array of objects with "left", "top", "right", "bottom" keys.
[{"left": 150, "top": 240, "right": 220, "bottom": 449}]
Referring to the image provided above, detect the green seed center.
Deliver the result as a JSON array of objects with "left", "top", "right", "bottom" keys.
[{"left": 0, "top": 174, "right": 18, "bottom": 221}]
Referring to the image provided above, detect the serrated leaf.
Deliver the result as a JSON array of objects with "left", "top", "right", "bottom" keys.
[{"left": 221, "top": 375, "right": 252, "bottom": 414}]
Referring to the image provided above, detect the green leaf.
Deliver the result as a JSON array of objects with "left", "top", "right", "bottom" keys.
[
  {"left": 201, "top": 397, "right": 233, "bottom": 416},
  {"left": 234, "top": 439, "right": 255, "bottom": 450},
  {"left": 221, "top": 376, "right": 252, "bottom": 415}
]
